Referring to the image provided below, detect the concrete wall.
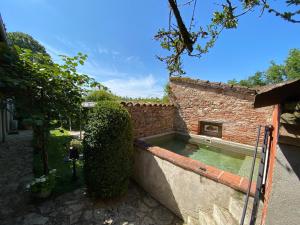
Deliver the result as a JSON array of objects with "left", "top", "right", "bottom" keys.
[
  {"left": 265, "top": 144, "right": 300, "bottom": 225},
  {"left": 133, "top": 146, "right": 258, "bottom": 225},
  {"left": 169, "top": 77, "right": 273, "bottom": 146},
  {"left": 121, "top": 102, "right": 176, "bottom": 139}
]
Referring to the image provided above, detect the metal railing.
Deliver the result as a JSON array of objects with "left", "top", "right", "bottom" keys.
[
  {"left": 239, "top": 126, "right": 261, "bottom": 225},
  {"left": 240, "top": 125, "right": 273, "bottom": 225}
]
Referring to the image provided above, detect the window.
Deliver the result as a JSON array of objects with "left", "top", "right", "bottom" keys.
[{"left": 199, "top": 121, "right": 222, "bottom": 138}]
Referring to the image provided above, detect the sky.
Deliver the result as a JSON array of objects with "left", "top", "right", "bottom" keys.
[{"left": 1, "top": 0, "right": 300, "bottom": 97}]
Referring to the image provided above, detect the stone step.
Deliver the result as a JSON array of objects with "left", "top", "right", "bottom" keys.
[
  {"left": 213, "top": 205, "right": 238, "bottom": 225},
  {"left": 229, "top": 197, "right": 252, "bottom": 225}
]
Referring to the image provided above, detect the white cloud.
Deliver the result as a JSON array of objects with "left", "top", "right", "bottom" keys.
[
  {"left": 102, "top": 74, "right": 164, "bottom": 98},
  {"left": 38, "top": 41, "right": 68, "bottom": 63},
  {"left": 97, "top": 46, "right": 120, "bottom": 56},
  {"left": 126, "top": 56, "right": 138, "bottom": 62},
  {"left": 55, "top": 36, "right": 73, "bottom": 48},
  {"left": 79, "top": 59, "right": 128, "bottom": 78},
  {"left": 38, "top": 40, "right": 163, "bottom": 98}
]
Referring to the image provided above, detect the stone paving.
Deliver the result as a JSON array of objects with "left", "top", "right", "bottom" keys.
[{"left": 0, "top": 131, "right": 183, "bottom": 225}]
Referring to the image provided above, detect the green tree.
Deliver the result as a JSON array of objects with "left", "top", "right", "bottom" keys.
[
  {"left": 265, "top": 62, "right": 285, "bottom": 84},
  {"left": 15, "top": 47, "right": 100, "bottom": 174},
  {"left": 85, "top": 89, "right": 119, "bottom": 102},
  {"left": 285, "top": 49, "right": 300, "bottom": 79},
  {"left": 156, "top": 0, "right": 300, "bottom": 76},
  {"left": 162, "top": 83, "right": 170, "bottom": 103},
  {"left": 7, "top": 32, "right": 49, "bottom": 55},
  {"left": 228, "top": 49, "right": 300, "bottom": 87},
  {"left": 1, "top": 31, "right": 101, "bottom": 174}
]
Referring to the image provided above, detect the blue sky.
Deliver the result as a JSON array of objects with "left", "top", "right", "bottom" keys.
[{"left": 2, "top": 0, "right": 300, "bottom": 97}]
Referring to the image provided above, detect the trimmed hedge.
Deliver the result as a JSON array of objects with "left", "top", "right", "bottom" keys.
[{"left": 83, "top": 101, "right": 133, "bottom": 198}]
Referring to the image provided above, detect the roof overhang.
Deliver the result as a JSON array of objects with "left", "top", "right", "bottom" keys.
[{"left": 254, "top": 79, "right": 300, "bottom": 108}]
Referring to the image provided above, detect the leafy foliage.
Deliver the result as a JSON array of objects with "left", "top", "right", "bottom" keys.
[
  {"left": 70, "top": 139, "right": 83, "bottom": 153},
  {"left": 156, "top": 0, "right": 300, "bottom": 76},
  {"left": 228, "top": 48, "right": 300, "bottom": 87},
  {"left": 33, "top": 129, "right": 84, "bottom": 195},
  {"left": 7, "top": 32, "right": 49, "bottom": 55},
  {"left": 26, "top": 169, "right": 57, "bottom": 196},
  {"left": 120, "top": 96, "right": 169, "bottom": 104},
  {"left": 285, "top": 48, "right": 300, "bottom": 79},
  {"left": 85, "top": 89, "right": 119, "bottom": 102},
  {"left": 83, "top": 101, "right": 133, "bottom": 199},
  {"left": 1, "top": 32, "right": 101, "bottom": 174}
]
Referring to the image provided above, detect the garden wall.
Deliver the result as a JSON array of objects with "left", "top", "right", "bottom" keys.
[
  {"left": 121, "top": 102, "right": 176, "bottom": 138},
  {"left": 169, "top": 77, "right": 273, "bottom": 146},
  {"left": 133, "top": 141, "right": 261, "bottom": 225}
]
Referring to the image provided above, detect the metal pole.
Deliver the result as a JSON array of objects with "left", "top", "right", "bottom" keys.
[{"left": 240, "top": 125, "right": 262, "bottom": 225}]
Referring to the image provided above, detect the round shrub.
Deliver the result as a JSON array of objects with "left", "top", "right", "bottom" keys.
[
  {"left": 85, "top": 90, "right": 119, "bottom": 102},
  {"left": 70, "top": 139, "right": 83, "bottom": 153},
  {"left": 83, "top": 101, "right": 133, "bottom": 199}
]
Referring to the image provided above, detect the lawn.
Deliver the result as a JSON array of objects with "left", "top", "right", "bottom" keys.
[{"left": 33, "top": 129, "right": 84, "bottom": 196}]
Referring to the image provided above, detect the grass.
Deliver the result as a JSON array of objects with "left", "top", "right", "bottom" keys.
[{"left": 33, "top": 129, "right": 84, "bottom": 196}]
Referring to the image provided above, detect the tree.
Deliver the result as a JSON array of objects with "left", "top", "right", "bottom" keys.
[
  {"left": 228, "top": 48, "right": 300, "bottom": 87},
  {"left": 15, "top": 48, "right": 100, "bottom": 174},
  {"left": 85, "top": 89, "right": 118, "bottom": 102},
  {"left": 7, "top": 32, "right": 49, "bottom": 55},
  {"left": 285, "top": 48, "right": 300, "bottom": 79},
  {"left": 1, "top": 32, "right": 101, "bottom": 174},
  {"left": 156, "top": 0, "right": 300, "bottom": 76}
]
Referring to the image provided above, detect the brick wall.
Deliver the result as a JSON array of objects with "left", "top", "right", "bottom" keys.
[
  {"left": 121, "top": 102, "right": 176, "bottom": 138},
  {"left": 169, "top": 77, "right": 273, "bottom": 146}
]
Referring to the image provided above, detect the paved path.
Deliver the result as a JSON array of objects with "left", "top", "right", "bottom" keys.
[
  {"left": 0, "top": 131, "right": 182, "bottom": 225},
  {"left": 0, "top": 131, "right": 34, "bottom": 225}
]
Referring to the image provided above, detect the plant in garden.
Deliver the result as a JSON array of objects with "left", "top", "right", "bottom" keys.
[
  {"left": 69, "top": 139, "right": 83, "bottom": 153},
  {"left": 26, "top": 169, "right": 57, "bottom": 198},
  {"left": 83, "top": 101, "right": 133, "bottom": 199},
  {"left": 1, "top": 32, "right": 103, "bottom": 175},
  {"left": 85, "top": 89, "right": 119, "bottom": 102}
]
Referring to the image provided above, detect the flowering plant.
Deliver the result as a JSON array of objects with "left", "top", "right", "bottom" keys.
[{"left": 26, "top": 169, "right": 57, "bottom": 197}]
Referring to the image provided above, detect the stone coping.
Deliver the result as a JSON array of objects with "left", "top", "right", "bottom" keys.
[
  {"left": 121, "top": 102, "right": 174, "bottom": 107},
  {"left": 134, "top": 139, "right": 256, "bottom": 196},
  {"left": 170, "top": 76, "right": 257, "bottom": 100}
]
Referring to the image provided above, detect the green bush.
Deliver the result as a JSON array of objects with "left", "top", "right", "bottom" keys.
[
  {"left": 83, "top": 101, "right": 133, "bottom": 199},
  {"left": 70, "top": 139, "right": 83, "bottom": 153},
  {"left": 85, "top": 89, "right": 119, "bottom": 102}
]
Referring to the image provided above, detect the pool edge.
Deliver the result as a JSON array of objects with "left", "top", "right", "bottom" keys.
[{"left": 134, "top": 138, "right": 257, "bottom": 196}]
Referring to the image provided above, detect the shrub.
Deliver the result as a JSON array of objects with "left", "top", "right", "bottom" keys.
[
  {"left": 26, "top": 169, "right": 57, "bottom": 198},
  {"left": 85, "top": 90, "right": 119, "bottom": 102},
  {"left": 83, "top": 101, "right": 133, "bottom": 199},
  {"left": 70, "top": 139, "right": 83, "bottom": 153}
]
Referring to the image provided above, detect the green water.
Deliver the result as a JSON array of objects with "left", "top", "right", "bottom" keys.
[{"left": 147, "top": 135, "right": 259, "bottom": 177}]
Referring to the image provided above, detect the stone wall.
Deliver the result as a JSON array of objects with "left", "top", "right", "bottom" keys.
[
  {"left": 169, "top": 77, "right": 273, "bottom": 146},
  {"left": 121, "top": 102, "right": 176, "bottom": 139}
]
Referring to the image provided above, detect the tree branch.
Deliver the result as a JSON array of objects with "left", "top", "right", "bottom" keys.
[{"left": 168, "top": 0, "right": 194, "bottom": 52}]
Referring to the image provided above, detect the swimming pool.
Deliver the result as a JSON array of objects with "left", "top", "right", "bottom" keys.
[{"left": 144, "top": 133, "right": 259, "bottom": 178}]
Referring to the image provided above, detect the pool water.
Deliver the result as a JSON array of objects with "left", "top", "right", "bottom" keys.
[{"left": 146, "top": 134, "right": 259, "bottom": 177}]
